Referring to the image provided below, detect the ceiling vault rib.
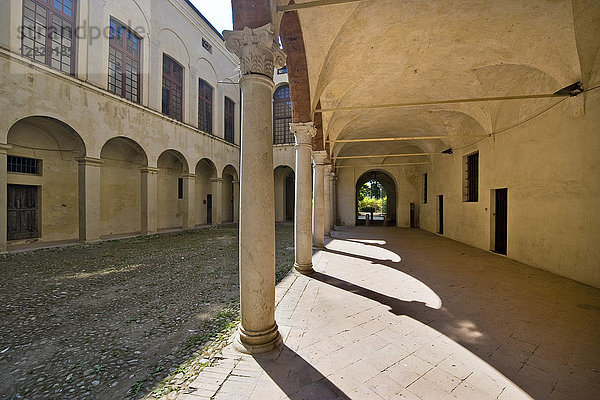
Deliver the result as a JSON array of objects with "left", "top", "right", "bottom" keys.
[
  {"left": 330, "top": 136, "right": 487, "bottom": 144},
  {"left": 314, "top": 92, "right": 571, "bottom": 114},
  {"left": 335, "top": 153, "right": 439, "bottom": 159},
  {"left": 335, "top": 162, "right": 431, "bottom": 168},
  {"left": 278, "top": 0, "right": 364, "bottom": 12}
]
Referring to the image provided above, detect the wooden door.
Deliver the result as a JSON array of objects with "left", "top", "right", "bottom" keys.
[
  {"left": 206, "top": 194, "right": 212, "bottom": 224},
  {"left": 438, "top": 195, "right": 444, "bottom": 234},
  {"left": 7, "top": 185, "right": 39, "bottom": 240},
  {"left": 494, "top": 188, "right": 508, "bottom": 254}
]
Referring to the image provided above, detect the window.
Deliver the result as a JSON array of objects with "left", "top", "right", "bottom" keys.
[
  {"left": 224, "top": 97, "right": 235, "bottom": 144},
  {"left": 273, "top": 85, "right": 293, "bottom": 144},
  {"left": 21, "top": 0, "right": 77, "bottom": 74},
  {"left": 277, "top": 66, "right": 287, "bottom": 75},
  {"left": 423, "top": 173, "right": 428, "bottom": 204},
  {"left": 108, "top": 18, "right": 141, "bottom": 103},
  {"left": 178, "top": 177, "right": 184, "bottom": 199},
  {"left": 162, "top": 54, "right": 183, "bottom": 121},
  {"left": 202, "top": 38, "right": 212, "bottom": 53},
  {"left": 463, "top": 151, "right": 479, "bottom": 202},
  {"left": 8, "top": 156, "right": 41, "bottom": 175},
  {"left": 198, "top": 79, "right": 213, "bottom": 134}
]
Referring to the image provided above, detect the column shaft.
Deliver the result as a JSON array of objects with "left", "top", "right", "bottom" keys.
[
  {"left": 291, "top": 123, "right": 316, "bottom": 273},
  {"left": 323, "top": 165, "right": 332, "bottom": 237},
  {"left": 312, "top": 151, "right": 327, "bottom": 248},
  {"left": 182, "top": 174, "right": 196, "bottom": 229},
  {"left": 330, "top": 172, "right": 337, "bottom": 230},
  {"left": 0, "top": 144, "right": 11, "bottom": 252},
  {"left": 211, "top": 178, "right": 223, "bottom": 225},
  {"left": 141, "top": 167, "right": 159, "bottom": 234},
  {"left": 232, "top": 180, "right": 239, "bottom": 223},
  {"left": 77, "top": 157, "right": 102, "bottom": 241}
]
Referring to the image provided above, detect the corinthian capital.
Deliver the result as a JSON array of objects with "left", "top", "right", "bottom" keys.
[
  {"left": 312, "top": 150, "right": 328, "bottom": 165},
  {"left": 223, "top": 24, "right": 287, "bottom": 77},
  {"left": 290, "top": 122, "right": 316, "bottom": 146}
]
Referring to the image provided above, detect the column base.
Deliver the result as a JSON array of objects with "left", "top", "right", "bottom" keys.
[
  {"left": 294, "top": 262, "right": 314, "bottom": 274},
  {"left": 233, "top": 323, "right": 282, "bottom": 354}
]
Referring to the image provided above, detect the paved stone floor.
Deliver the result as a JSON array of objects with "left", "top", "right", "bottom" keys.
[{"left": 177, "top": 227, "right": 600, "bottom": 400}]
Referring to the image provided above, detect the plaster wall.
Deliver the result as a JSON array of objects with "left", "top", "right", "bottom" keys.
[{"left": 418, "top": 91, "right": 600, "bottom": 288}]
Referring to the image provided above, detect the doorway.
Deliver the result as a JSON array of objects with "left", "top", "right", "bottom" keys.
[
  {"left": 437, "top": 195, "right": 444, "bottom": 234},
  {"left": 7, "top": 184, "right": 39, "bottom": 240},
  {"left": 492, "top": 188, "right": 508, "bottom": 254},
  {"left": 206, "top": 194, "right": 212, "bottom": 224}
]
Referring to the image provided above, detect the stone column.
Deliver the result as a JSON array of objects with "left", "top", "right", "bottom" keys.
[
  {"left": 181, "top": 173, "right": 196, "bottom": 229},
  {"left": 232, "top": 180, "right": 240, "bottom": 223},
  {"left": 312, "top": 151, "right": 328, "bottom": 248},
  {"left": 77, "top": 157, "right": 102, "bottom": 242},
  {"left": 323, "top": 164, "right": 332, "bottom": 237},
  {"left": 224, "top": 24, "right": 286, "bottom": 354},
  {"left": 290, "top": 122, "right": 316, "bottom": 273},
  {"left": 210, "top": 177, "right": 223, "bottom": 225},
  {"left": 330, "top": 171, "right": 337, "bottom": 230},
  {"left": 0, "top": 144, "right": 11, "bottom": 253},
  {"left": 141, "top": 167, "right": 159, "bottom": 234}
]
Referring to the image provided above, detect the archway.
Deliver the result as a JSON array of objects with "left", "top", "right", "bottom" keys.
[
  {"left": 157, "top": 150, "right": 188, "bottom": 229},
  {"left": 274, "top": 166, "right": 295, "bottom": 222},
  {"left": 100, "top": 137, "right": 148, "bottom": 236},
  {"left": 222, "top": 165, "right": 238, "bottom": 223},
  {"left": 6, "top": 116, "right": 85, "bottom": 242},
  {"left": 355, "top": 170, "right": 397, "bottom": 226},
  {"left": 195, "top": 159, "right": 217, "bottom": 225}
]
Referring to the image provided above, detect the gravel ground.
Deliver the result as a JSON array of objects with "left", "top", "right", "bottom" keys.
[{"left": 0, "top": 223, "right": 295, "bottom": 400}]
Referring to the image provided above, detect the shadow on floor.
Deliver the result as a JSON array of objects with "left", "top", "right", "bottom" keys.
[
  {"left": 254, "top": 344, "right": 350, "bottom": 400},
  {"left": 310, "top": 227, "right": 600, "bottom": 399}
]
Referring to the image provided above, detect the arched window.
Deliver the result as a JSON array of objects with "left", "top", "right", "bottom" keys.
[
  {"left": 273, "top": 85, "right": 293, "bottom": 144},
  {"left": 198, "top": 79, "right": 213, "bottom": 134}
]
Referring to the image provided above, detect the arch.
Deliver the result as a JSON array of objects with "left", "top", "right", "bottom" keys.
[
  {"left": 274, "top": 165, "right": 295, "bottom": 222},
  {"left": 355, "top": 169, "right": 398, "bottom": 227},
  {"left": 195, "top": 158, "right": 218, "bottom": 225},
  {"left": 273, "top": 84, "right": 293, "bottom": 144},
  {"left": 99, "top": 137, "right": 148, "bottom": 237},
  {"left": 156, "top": 149, "right": 189, "bottom": 230},
  {"left": 157, "top": 28, "right": 191, "bottom": 66},
  {"left": 6, "top": 116, "right": 86, "bottom": 243},
  {"left": 221, "top": 165, "right": 238, "bottom": 223}
]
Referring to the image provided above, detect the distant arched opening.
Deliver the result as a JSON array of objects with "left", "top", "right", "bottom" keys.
[
  {"left": 274, "top": 165, "right": 295, "bottom": 222},
  {"left": 355, "top": 170, "right": 397, "bottom": 226}
]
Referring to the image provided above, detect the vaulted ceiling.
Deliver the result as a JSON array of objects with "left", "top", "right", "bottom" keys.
[{"left": 235, "top": 0, "right": 600, "bottom": 165}]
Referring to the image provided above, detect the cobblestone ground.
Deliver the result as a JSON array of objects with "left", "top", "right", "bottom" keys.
[{"left": 0, "top": 223, "right": 294, "bottom": 400}]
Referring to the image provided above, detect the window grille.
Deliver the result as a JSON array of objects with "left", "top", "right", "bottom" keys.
[
  {"left": 273, "top": 85, "right": 293, "bottom": 144},
  {"left": 162, "top": 54, "right": 184, "bottom": 121},
  {"left": 198, "top": 80, "right": 213, "bottom": 134},
  {"left": 463, "top": 152, "right": 479, "bottom": 202},
  {"left": 108, "top": 18, "right": 141, "bottom": 103},
  {"left": 8, "top": 156, "right": 41, "bottom": 175},
  {"left": 224, "top": 97, "right": 235, "bottom": 144},
  {"left": 21, "top": 0, "right": 77, "bottom": 74}
]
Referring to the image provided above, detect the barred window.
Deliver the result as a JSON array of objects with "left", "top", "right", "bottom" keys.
[
  {"left": 224, "top": 97, "right": 235, "bottom": 144},
  {"left": 463, "top": 152, "right": 479, "bottom": 202},
  {"left": 21, "top": 0, "right": 77, "bottom": 75},
  {"left": 273, "top": 85, "right": 293, "bottom": 144},
  {"left": 162, "top": 54, "right": 183, "bottom": 121},
  {"left": 7, "top": 156, "right": 41, "bottom": 175},
  {"left": 198, "top": 79, "right": 213, "bottom": 134},
  {"left": 108, "top": 18, "right": 141, "bottom": 103}
]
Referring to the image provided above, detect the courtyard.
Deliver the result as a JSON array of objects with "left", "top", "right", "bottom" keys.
[{"left": 0, "top": 224, "right": 294, "bottom": 399}]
